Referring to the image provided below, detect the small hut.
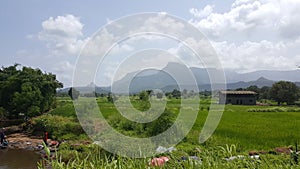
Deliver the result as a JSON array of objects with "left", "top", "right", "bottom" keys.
[{"left": 219, "top": 91, "right": 257, "bottom": 105}]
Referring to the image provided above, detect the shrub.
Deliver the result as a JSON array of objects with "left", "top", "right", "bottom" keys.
[
  {"left": 28, "top": 114, "right": 86, "bottom": 140},
  {"left": 248, "top": 108, "right": 285, "bottom": 112}
]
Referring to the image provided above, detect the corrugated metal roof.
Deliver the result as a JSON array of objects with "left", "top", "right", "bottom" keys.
[{"left": 219, "top": 91, "right": 257, "bottom": 95}]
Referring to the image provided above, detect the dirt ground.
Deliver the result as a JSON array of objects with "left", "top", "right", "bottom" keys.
[{"left": 6, "top": 133, "right": 44, "bottom": 150}]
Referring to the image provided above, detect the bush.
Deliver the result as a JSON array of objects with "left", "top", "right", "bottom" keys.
[
  {"left": 248, "top": 108, "right": 285, "bottom": 112},
  {"left": 28, "top": 114, "right": 86, "bottom": 140},
  {"left": 0, "top": 107, "right": 8, "bottom": 119},
  {"left": 107, "top": 109, "right": 177, "bottom": 138}
]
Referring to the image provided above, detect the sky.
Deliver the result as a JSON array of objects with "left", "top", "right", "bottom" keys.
[{"left": 1, "top": 0, "right": 300, "bottom": 87}]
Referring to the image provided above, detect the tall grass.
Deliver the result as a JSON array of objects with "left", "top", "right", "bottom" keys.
[
  {"left": 38, "top": 144, "right": 300, "bottom": 169},
  {"left": 38, "top": 97, "right": 300, "bottom": 168}
]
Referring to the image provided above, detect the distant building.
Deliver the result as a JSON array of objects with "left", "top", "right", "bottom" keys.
[{"left": 219, "top": 91, "right": 257, "bottom": 105}]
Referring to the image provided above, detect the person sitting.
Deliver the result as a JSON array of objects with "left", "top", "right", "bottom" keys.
[{"left": 0, "top": 128, "right": 6, "bottom": 145}]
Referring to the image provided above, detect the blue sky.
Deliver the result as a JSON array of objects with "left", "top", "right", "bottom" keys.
[{"left": 1, "top": 0, "right": 300, "bottom": 87}]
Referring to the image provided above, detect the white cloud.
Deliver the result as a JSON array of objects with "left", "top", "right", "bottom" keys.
[
  {"left": 213, "top": 39, "right": 300, "bottom": 72},
  {"left": 189, "top": 5, "right": 214, "bottom": 18},
  {"left": 189, "top": 0, "right": 300, "bottom": 40},
  {"left": 38, "top": 14, "right": 86, "bottom": 56},
  {"left": 189, "top": 0, "right": 300, "bottom": 73}
]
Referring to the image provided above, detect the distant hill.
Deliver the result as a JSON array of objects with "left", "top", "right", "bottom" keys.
[
  {"left": 58, "top": 62, "right": 300, "bottom": 94},
  {"left": 58, "top": 86, "right": 111, "bottom": 94},
  {"left": 160, "top": 77, "right": 276, "bottom": 92},
  {"left": 109, "top": 62, "right": 299, "bottom": 93}
]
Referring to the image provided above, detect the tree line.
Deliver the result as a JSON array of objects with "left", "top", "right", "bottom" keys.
[
  {"left": 234, "top": 81, "right": 300, "bottom": 105},
  {"left": 0, "top": 64, "right": 63, "bottom": 119},
  {"left": 65, "top": 81, "right": 300, "bottom": 106}
]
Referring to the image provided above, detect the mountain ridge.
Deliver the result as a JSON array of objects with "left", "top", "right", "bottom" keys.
[{"left": 58, "top": 62, "right": 300, "bottom": 93}]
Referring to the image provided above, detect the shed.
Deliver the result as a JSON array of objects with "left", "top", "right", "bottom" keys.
[{"left": 219, "top": 91, "right": 257, "bottom": 105}]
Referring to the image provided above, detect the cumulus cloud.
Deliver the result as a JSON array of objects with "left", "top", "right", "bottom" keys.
[
  {"left": 189, "top": 0, "right": 300, "bottom": 40},
  {"left": 38, "top": 14, "right": 86, "bottom": 56},
  {"left": 213, "top": 39, "right": 300, "bottom": 72},
  {"left": 189, "top": 5, "right": 214, "bottom": 18},
  {"left": 189, "top": 0, "right": 300, "bottom": 72}
]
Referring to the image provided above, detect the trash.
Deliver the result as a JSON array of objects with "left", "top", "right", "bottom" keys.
[
  {"left": 150, "top": 156, "right": 169, "bottom": 167},
  {"left": 37, "top": 144, "right": 44, "bottom": 149},
  {"left": 180, "top": 156, "right": 202, "bottom": 165},
  {"left": 190, "top": 156, "right": 201, "bottom": 162},
  {"left": 156, "top": 146, "right": 176, "bottom": 153},
  {"left": 156, "top": 146, "right": 167, "bottom": 153},
  {"left": 250, "top": 155, "right": 260, "bottom": 160},
  {"left": 224, "top": 155, "right": 245, "bottom": 161},
  {"left": 49, "top": 141, "right": 59, "bottom": 147}
]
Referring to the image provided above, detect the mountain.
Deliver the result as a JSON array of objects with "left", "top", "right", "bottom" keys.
[
  {"left": 160, "top": 77, "right": 276, "bottom": 92},
  {"left": 58, "top": 62, "right": 300, "bottom": 94},
  {"left": 110, "top": 62, "right": 300, "bottom": 93},
  {"left": 58, "top": 86, "right": 111, "bottom": 94},
  {"left": 111, "top": 62, "right": 195, "bottom": 93}
]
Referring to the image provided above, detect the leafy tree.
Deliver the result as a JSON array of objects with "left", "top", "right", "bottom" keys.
[
  {"left": 138, "top": 90, "right": 149, "bottom": 101},
  {"left": 0, "top": 64, "right": 63, "bottom": 118},
  {"left": 259, "top": 86, "right": 271, "bottom": 100},
  {"left": 146, "top": 90, "right": 153, "bottom": 97},
  {"left": 171, "top": 89, "right": 181, "bottom": 99},
  {"left": 270, "top": 81, "right": 299, "bottom": 105},
  {"left": 246, "top": 85, "right": 260, "bottom": 94},
  {"left": 188, "top": 90, "right": 196, "bottom": 98},
  {"left": 107, "top": 92, "right": 117, "bottom": 103},
  {"left": 146, "top": 110, "right": 175, "bottom": 136},
  {"left": 156, "top": 92, "right": 163, "bottom": 99},
  {"left": 68, "top": 87, "right": 80, "bottom": 100}
]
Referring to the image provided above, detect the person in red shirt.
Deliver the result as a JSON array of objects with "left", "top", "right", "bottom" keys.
[{"left": 43, "top": 131, "right": 48, "bottom": 145}]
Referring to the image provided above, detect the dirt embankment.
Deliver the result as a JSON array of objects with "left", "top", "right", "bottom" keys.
[{"left": 6, "top": 133, "right": 44, "bottom": 150}]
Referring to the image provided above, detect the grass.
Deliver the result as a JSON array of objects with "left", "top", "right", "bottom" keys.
[
  {"left": 39, "top": 144, "right": 300, "bottom": 169},
  {"left": 37, "top": 96, "right": 300, "bottom": 168}
]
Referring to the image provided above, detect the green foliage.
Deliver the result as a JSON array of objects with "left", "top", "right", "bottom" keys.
[
  {"left": 260, "top": 86, "right": 271, "bottom": 100},
  {"left": 108, "top": 109, "right": 176, "bottom": 138},
  {"left": 36, "top": 97, "right": 300, "bottom": 168},
  {"left": 146, "top": 110, "right": 176, "bottom": 136},
  {"left": 248, "top": 107, "right": 286, "bottom": 112},
  {"left": 28, "top": 114, "right": 86, "bottom": 140},
  {"left": 39, "top": 144, "right": 300, "bottom": 169},
  {"left": 138, "top": 90, "right": 149, "bottom": 101},
  {"left": 107, "top": 92, "right": 117, "bottom": 103},
  {"left": 49, "top": 99, "right": 76, "bottom": 117},
  {"left": 68, "top": 87, "right": 80, "bottom": 100},
  {"left": 0, "top": 64, "right": 63, "bottom": 118},
  {"left": 270, "top": 81, "right": 299, "bottom": 105},
  {"left": 171, "top": 89, "right": 181, "bottom": 99},
  {"left": 156, "top": 92, "right": 163, "bottom": 99},
  {"left": 0, "top": 107, "right": 8, "bottom": 119}
]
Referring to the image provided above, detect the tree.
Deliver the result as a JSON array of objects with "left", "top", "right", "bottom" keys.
[
  {"left": 259, "top": 86, "right": 271, "bottom": 100},
  {"left": 182, "top": 89, "right": 188, "bottom": 98},
  {"left": 107, "top": 92, "right": 117, "bottom": 103},
  {"left": 156, "top": 92, "right": 163, "bottom": 99},
  {"left": 68, "top": 87, "right": 80, "bottom": 100},
  {"left": 171, "top": 89, "right": 181, "bottom": 99},
  {"left": 270, "top": 81, "right": 299, "bottom": 105},
  {"left": 139, "top": 90, "right": 149, "bottom": 101},
  {"left": 246, "top": 85, "right": 260, "bottom": 94},
  {"left": 0, "top": 64, "right": 63, "bottom": 118}
]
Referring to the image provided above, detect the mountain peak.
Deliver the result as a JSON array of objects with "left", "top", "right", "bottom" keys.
[
  {"left": 256, "top": 77, "right": 270, "bottom": 81},
  {"left": 164, "top": 62, "right": 185, "bottom": 68}
]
